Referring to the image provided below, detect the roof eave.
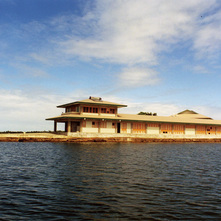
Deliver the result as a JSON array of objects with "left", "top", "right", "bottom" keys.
[
  {"left": 46, "top": 116, "right": 221, "bottom": 126},
  {"left": 57, "top": 101, "right": 127, "bottom": 108}
]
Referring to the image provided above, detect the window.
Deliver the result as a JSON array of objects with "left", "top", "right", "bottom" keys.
[
  {"left": 101, "top": 108, "right": 115, "bottom": 114},
  {"left": 82, "top": 121, "right": 86, "bottom": 127},
  {"left": 110, "top": 108, "right": 115, "bottom": 114},
  {"left": 83, "top": 107, "right": 88, "bottom": 112},
  {"left": 93, "top": 107, "right": 98, "bottom": 113},
  {"left": 66, "top": 106, "right": 78, "bottom": 112},
  {"left": 101, "top": 108, "right": 107, "bottom": 113},
  {"left": 92, "top": 121, "right": 98, "bottom": 128},
  {"left": 101, "top": 122, "right": 107, "bottom": 128},
  {"left": 83, "top": 106, "right": 98, "bottom": 113}
]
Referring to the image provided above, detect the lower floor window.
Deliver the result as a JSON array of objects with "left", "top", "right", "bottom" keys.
[
  {"left": 92, "top": 121, "right": 98, "bottom": 128},
  {"left": 112, "top": 123, "right": 115, "bottom": 128}
]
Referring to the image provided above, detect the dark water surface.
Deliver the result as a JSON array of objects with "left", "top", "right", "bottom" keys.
[{"left": 0, "top": 142, "right": 221, "bottom": 220}]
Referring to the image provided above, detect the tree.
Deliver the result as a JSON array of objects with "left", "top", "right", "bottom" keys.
[{"left": 137, "top": 112, "right": 157, "bottom": 116}]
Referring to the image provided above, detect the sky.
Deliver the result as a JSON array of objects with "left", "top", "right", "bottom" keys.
[{"left": 1, "top": 0, "right": 221, "bottom": 131}]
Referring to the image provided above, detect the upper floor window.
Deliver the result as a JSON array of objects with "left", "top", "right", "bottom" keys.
[
  {"left": 66, "top": 106, "right": 79, "bottom": 112},
  {"left": 110, "top": 108, "right": 115, "bottom": 114},
  {"left": 101, "top": 108, "right": 107, "bottom": 113},
  {"left": 101, "top": 107, "right": 116, "bottom": 114},
  {"left": 83, "top": 106, "right": 98, "bottom": 113}
]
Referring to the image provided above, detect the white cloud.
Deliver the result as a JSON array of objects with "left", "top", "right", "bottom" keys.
[
  {"left": 193, "top": 65, "right": 210, "bottom": 74},
  {"left": 6, "top": 0, "right": 220, "bottom": 87},
  {"left": 1, "top": 90, "right": 221, "bottom": 131},
  {"left": 0, "top": 89, "right": 95, "bottom": 131},
  {"left": 192, "top": 105, "right": 221, "bottom": 120},
  {"left": 11, "top": 63, "right": 49, "bottom": 77},
  {"left": 194, "top": 17, "right": 221, "bottom": 60},
  {"left": 120, "top": 101, "right": 181, "bottom": 116},
  {"left": 0, "top": 90, "right": 59, "bottom": 131},
  {"left": 118, "top": 67, "right": 160, "bottom": 87},
  {"left": 59, "top": 0, "right": 218, "bottom": 65},
  {"left": 120, "top": 100, "right": 221, "bottom": 120}
]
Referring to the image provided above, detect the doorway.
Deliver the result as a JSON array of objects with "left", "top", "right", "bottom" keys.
[
  {"left": 71, "top": 122, "right": 80, "bottom": 132},
  {"left": 117, "top": 123, "right": 121, "bottom": 133}
]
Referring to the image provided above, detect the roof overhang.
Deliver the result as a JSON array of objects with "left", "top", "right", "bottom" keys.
[
  {"left": 57, "top": 101, "right": 127, "bottom": 108},
  {"left": 46, "top": 115, "right": 221, "bottom": 126}
]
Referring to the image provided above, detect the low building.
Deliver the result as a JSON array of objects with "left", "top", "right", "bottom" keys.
[{"left": 46, "top": 96, "right": 221, "bottom": 137}]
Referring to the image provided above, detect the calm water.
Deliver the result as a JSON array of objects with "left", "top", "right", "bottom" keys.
[{"left": 0, "top": 142, "right": 221, "bottom": 220}]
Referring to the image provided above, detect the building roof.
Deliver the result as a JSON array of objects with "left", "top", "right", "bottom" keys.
[
  {"left": 47, "top": 97, "right": 221, "bottom": 126},
  {"left": 172, "top": 109, "right": 213, "bottom": 120},
  {"left": 57, "top": 96, "right": 127, "bottom": 108},
  {"left": 46, "top": 110, "right": 221, "bottom": 126}
]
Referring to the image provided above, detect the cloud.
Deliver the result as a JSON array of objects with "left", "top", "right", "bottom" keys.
[
  {"left": 119, "top": 99, "right": 221, "bottom": 120},
  {"left": 2, "top": 0, "right": 221, "bottom": 91},
  {"left": 193, "top": 65, "right": 211, "bottom": 74},
  {"left": 59, "top": 0, "right": 218, "bottom": 65},
  {"left": 2, "top": 0, "right": 221, "bottom": 68},
  {"left": 193, "top": 12, "right": 221, "bottom": 61},
  {"left": 1, "top": 89, "right": 221, "bottom": 132},
  {"left": 0, "top": 89, "right": 96, "bottom": 131},
  {"left": 118, "top": 100, "right": 181, "bottom": 116},
  {"left": 11, "top": 63, "right": 49, "bottom": 77},
  {"left": 0, "top": 90, "right": 59, "bottom": 131},
  {"left": 118, "top": 67, "right": 160, "bottom": 87}
]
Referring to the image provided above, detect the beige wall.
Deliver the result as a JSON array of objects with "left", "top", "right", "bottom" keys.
[
  {"left": 100, "top": 128, "right": 115, "bottom": 133},
  {"left": 147, "top": 126, "right": 160, "bottom": 134},
  {"left": 100, "top": 113, "right": 116, "bottom": 117},
  {"left": 82, "top": 113, "right": 99, "bottom": 116},
  {"left": 82, "top": 120, "right": 99, "bottom": 133},
  {"left": 185, "top": 127, "right": 196, "bottom": 135},
  {"left": 82, "top": 127, "right": 98, "bottom": 133},
  {"left": 126, "top": 123, "right": 132, "bottom": 133},
  {"left": 81, "top": 119, "right": 219, "bottom": 137},
  {"left": 100, "top": 122, "right": 115, "bottom": 133}
]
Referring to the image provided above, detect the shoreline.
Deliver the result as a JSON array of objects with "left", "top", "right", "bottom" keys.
[{"left": 1, "top": 133, "right": 221, "bottom": 143}]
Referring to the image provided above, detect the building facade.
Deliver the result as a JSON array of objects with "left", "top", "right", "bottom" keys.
[{"left": 46, "top": 96, "right": 221, "bottom": 136}]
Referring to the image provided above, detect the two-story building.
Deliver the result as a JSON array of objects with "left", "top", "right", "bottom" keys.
[{"left": 46, "top": 96, "right": 221, "bottom": 137}]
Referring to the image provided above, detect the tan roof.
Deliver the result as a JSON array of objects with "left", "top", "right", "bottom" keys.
[
  {"left": 172, "top": 109, "right": 213, "bottom": 120},
  {"left": 57, "top": 98, "right": 127, "bottom": 108},
  {"left": 46, "top": 111, "right": 221, "bottom": 126}
]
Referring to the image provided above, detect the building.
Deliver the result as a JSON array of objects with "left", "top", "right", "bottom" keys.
[{"left": 46, "top": 96, "right": 221, "bottom": 137}]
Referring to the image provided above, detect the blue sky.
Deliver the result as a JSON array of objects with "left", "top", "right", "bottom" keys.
[{"left": 1, "top": 0, "right": 221, "bottom": 131}]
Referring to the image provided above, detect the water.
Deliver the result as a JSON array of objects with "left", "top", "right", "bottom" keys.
[{"left": 0, "top": 142, "right": 221, "bottom": 220}]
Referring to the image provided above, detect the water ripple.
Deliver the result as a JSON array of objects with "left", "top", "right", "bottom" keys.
[{"left": 0, "top": 142, "right": 221, "bottom": 220}]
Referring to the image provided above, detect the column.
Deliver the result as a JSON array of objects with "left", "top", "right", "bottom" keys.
[
  {"left": 98, "top": 121, "right": 101, "bottom": 133},
  {"left": 80, "top": 121, "right": 83, "bottom": 132},
  {"left": 54, "top": 121, "right": 57, "bottom": 132},
  {"left": 67, "top": 121, "right": 71, "bottom": 133}
]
